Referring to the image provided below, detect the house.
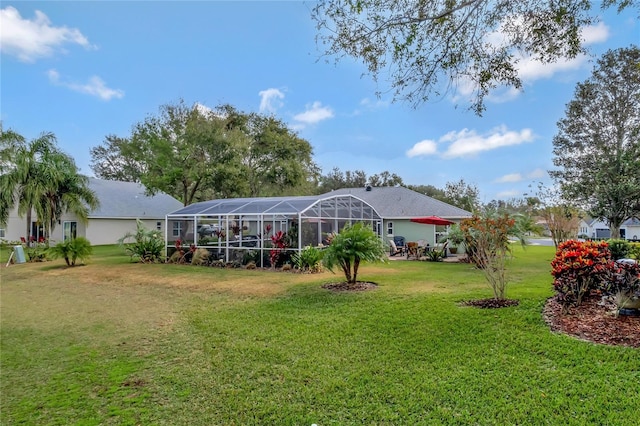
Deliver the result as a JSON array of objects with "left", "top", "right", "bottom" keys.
[
  {"left": 1, "top": 178, "right": 183, "bottom": 245},
  {"left": 324, "top": 186, "right": 473, "bottom": 245},
  {"left": 578, "top": 217, "right": 640, "bottom": 241}
]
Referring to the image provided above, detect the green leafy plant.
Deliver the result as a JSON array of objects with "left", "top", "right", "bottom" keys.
[
  {"left": 425, "top": 248, "right": 445, "bottom": 262},
  {"left": 48, "top": 237, "right": 93, "bottom": 266},
  {"left": 292, "top": 245, "right": 324, "bottom": 272},
  {"left": 629, "top": 242, "right": 640, "bottom": 260},
  {"left": 118, "top": 219, "right": 164, "bottom": 263},
  {"left": 607, "top": 239, "right": 631, "bottom": 260},
  {"left": 24, "top": 236, "right": 49, "bottom": 262},
  {"left": 446, "top": 223, "right": 465, "bottom": 253},
  {"left": 322, "top": 222, "right": 386, "bottom": 285}
]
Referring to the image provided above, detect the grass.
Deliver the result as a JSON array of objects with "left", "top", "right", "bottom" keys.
[{"left": 1, "top": 245, "right": 638, "bottom": 425}]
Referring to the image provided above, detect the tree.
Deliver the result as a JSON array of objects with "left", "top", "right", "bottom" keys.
[
  {"left": 406, "top": 184, "right": 447, "bottom": 200},
  {"left": 368, "top": 171, "right": 404, "bottom": 187},
  {"left": 443, "top": 179, "right": 480, "bottom": 212},
  {"left": 89, "top": 135, "right": 142, "bottom": 182},
  {"left": 311, "top": 0, "right": 636, "bottom": 114},
  {"left": 220, "top": 105, "right": 320, "bottom": 197},
  {"left": 123, "top": 100, "right": 246, "bottom": 206},
  {"left": 550, "top": 46, "right": 640, "bottom": 239},
  {"left": 90, "top": 102, "right": 319, "bottom": 203},
  {"left": 316, "top": 168, "right": 403, "bottom": 193},
  {"left": 529, "top": 183, "right": 581, "bottom": 247},
  {"left": 0, "top": 129, "right": 98, "bottom": 240},
  {"left": 459, "top": 213, "right": 516, "bottom": 300},
  {"left": 322, "top": 222, "right": 387, "bottom": 285},
  {"left": 317, "top": 167, "right": 367, "bottom": 192}
]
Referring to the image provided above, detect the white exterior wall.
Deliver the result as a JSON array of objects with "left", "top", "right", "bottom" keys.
[
  {"left": 85, "top": 218, "right": 162, "bottom": 245},
  {"left": 1, "top": 206, "right": 164, "bottom": 245}
]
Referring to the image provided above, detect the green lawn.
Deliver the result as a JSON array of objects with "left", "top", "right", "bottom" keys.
[{"left": 1, "top": 245, "right": 638, "bottom": 425}]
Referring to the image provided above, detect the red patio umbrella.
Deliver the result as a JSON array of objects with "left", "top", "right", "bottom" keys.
[{"left": 410, "top": 216, "right": 454, "bottom": 226}]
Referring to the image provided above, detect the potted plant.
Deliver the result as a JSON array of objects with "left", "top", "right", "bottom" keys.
[{"left": 446, "top": 223, "right": 465, "bottom": 255}]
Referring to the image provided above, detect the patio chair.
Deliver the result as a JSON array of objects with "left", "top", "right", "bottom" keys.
[
  {"left": 389, "top": 239, "right": 404, "bottom": 256},
  {"left": 406, "top": 241, "right": 419, "bottom": 259}
]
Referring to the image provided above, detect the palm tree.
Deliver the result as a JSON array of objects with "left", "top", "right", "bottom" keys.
[
  {"left": 37, "top": 151, "right": 99, "bottom": 236},
  {"left": 0, "top": 128, "right": 98, "bottom": 242}
]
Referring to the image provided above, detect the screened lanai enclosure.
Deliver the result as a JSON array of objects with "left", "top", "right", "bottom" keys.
[{"left": 166, "top": 194, "right": 382, "bottom": 267}]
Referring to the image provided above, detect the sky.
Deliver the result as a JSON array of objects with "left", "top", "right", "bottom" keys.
[{"left": 1, "top": 1, "right": 638, "bottom": 203}]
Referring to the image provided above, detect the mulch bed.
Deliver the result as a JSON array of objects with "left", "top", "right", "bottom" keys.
[
  {"left": 461, "top": 298, "right": 520, "bottom": 308},
  {"left": 543, "top": 296, "right": 640, "bottom": 348},
  {"left": 322, "top": 282, "right": 378, "bottom": 292}
]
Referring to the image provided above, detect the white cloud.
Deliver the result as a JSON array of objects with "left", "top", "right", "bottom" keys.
[
  {"left": 442, "top": 126, "right": 534, "bottom": 158},
  {"left": 406, "top": 125, "right": 535, "bottom": 159},
  {"left": 494, "top": 168, "right": 548, "bottom": 184},
  {"left": 258, "top": 88, "right": 285, "bottom": 114},
  {"left": 0, "top": 6, "right": 93, "bottom": 62},
  {"left": 292, "top": 101, "right": 334, "bottom": 126},
  {"left": 48, "top": 69, "right": 123, "bottom": 101},
  {"left": 495, "top": 173, "right": 523, "bottom": 183},
  {"left": 406, "top": 140, "right": 438, "bottom": 158},
  {"left": 454, "top": 21, "right": 610, "bottom": 103},
  {"left": 496, "top": 189, "right": 521, "bottom": 199},
  {"left": 360, "top": 97, "right": 389, "bottom": 109},
  {"left": 581, "top": 22, "right": 610, "bottom": 45},
  {"left": 527, "top": 168, "right": 547, "bottom": 179}
]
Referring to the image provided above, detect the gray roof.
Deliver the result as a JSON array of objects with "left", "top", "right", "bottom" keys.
[
  {"left": 324, "top": 186, "right": 473, "bottom": 219},
  {"left": 88, "top": 178, "right": 183, "bottom": 219}
]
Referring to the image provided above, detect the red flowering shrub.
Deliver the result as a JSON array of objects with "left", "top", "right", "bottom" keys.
[
  {"left": 551, "top": 240, "right": 611, "bottom": 308},
  {"left": 270, "top": 230, "right": 288, "bottom": 267}
]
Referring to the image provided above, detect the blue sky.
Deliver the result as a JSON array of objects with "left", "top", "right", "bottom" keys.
[{"left": 1, "top": 1, "right": 638, "bottom": 202}]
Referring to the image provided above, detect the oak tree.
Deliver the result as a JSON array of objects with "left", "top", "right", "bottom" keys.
[{"left": 311, "top": 0, "right": 637, "bottom": 114}]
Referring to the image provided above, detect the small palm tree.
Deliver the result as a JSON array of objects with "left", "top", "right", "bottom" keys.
[
  {"left": 48, "top": 237, "right": 93, "bottom": 266},
  {"left": 322, "top": 222, "right": 387, "bottom": 285}
]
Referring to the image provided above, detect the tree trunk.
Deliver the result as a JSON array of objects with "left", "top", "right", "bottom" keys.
[
  {"left": 352, "top": 257, "right": 360, "bottom": 284},
  {"left": 609, "top": 218, "right": 624, "bottom": 239},
  {"left": 26, "top": 208, "right": 32, "bottom": 247}
]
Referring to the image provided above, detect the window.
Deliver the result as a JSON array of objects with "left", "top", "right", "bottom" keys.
[
  {"left": 0, "top": 228, "right": 5, "bottom": 238},
  {"left": 156, "top": 221, "right": 162, "bottom": 231},
  {"left": 172, "top": 221, "right": 182, "bottom": 237},
  {"left": 386, "top": 221, "right": 393, "bottom": 235},
  {"left": 63, "top": 221, "right": 77, "bottom": 241}
]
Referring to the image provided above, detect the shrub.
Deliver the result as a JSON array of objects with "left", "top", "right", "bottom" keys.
[
  {"left": 292, "top": 245, "right": 324, "bottom": 272},
  {"left": 425, "top": 248, "right": 445, "bottom": 262},
  {"left": 629, "top": 242, "right": 640, "bottom": 260},
  {"left": 460, "top": 214, "right": 516, "bottom": 300},
  {"left": 26, "top": 236, "right": 49, "bottom": 262},
  {"left": 607, "top": 239, "right": 631, "bottom": 260},
  {"left": 602, "top": 260, "right": 640, "bottom": 311},
  {"left": 322, "top": 222, "right": 386, "bottom": 285},
  {"left": 48, "top": 237, "right": 93, "bottom": 266},
  {"left": 118, "top": 219, "right": 164, "bottom": 263},
  {"left": 550, "top": 240, "right": 611, "bottom": 309},
  {"left": 269, "top": 231, "right": 288, "bottom": 268},
  {"left": 191, "top": 248, "right": 210, "bottom": 266}
]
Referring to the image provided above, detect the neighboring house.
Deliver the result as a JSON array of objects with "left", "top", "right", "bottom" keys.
[
  {"left": 1, "top": 178, "right": 183, "bottom": 245},
  {"left": 324, "top": 186, "right": 473, "bottom": 246},
  {"left": 578, "top": 217, "right": 640, "bottom": 241}
]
